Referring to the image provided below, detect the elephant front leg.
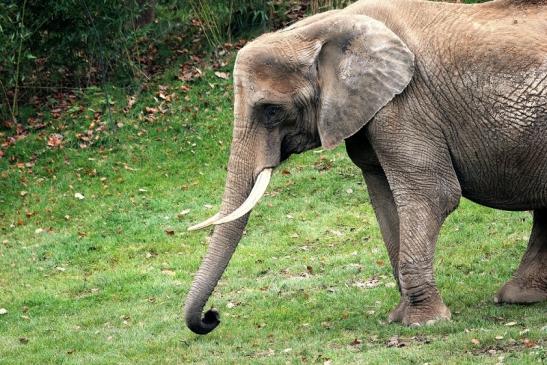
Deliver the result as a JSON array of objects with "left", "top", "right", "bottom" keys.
[
  {"left": 395, "top": 201, "right": 455, "bottom": 326},
  {"left": 368, "top": 122, "right": 462, "bottom": 325},
  {"left": 362, "top": 168, "right": 405, "bottom": 321},
  {"left": 363, "top": 169, "right": 401, "bottom": 282}
]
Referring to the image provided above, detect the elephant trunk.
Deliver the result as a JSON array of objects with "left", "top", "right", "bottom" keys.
[{"left": 184, "top": 143, "right": 264, "bottom": 335}]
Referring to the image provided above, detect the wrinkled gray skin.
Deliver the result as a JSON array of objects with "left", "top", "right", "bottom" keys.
[{"left": 185, "top": 0, "right": 547, "bottom": 334}]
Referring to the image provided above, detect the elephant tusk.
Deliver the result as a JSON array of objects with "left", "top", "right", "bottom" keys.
[
  {"left": 213, "top": 168, "right": 272, "bottom": 226},
  {"left": 187, "top": 212, "right": 221, "bottom": 231}
]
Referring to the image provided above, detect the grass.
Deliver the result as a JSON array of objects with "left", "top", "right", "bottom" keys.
[{"left": 1, "top": 34, "right": 545, "bottom": 365}]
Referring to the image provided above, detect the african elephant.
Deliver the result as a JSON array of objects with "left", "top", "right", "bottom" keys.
[{"left": 185, "top": 0, "right": 547, "bottom": 335}]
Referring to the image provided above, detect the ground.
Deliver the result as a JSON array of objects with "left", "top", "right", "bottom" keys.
[{"left": 0, "top": 59, "right": 545, "bottom": 364}]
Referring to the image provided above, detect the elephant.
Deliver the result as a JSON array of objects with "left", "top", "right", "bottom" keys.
[{"left": 185, "top": 0, "right": 547, "bottom": 335}]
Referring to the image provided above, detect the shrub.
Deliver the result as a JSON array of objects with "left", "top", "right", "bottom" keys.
[{"left": 0, "top": 0, "right": 156, "bottom": 122}]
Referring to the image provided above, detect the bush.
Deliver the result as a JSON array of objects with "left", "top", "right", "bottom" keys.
[
  {"left": 0, "top": 0, "right": 156, "bottom": 122},
  {"left": 188, "top": 0, "right": 353, "bottom": 49}
]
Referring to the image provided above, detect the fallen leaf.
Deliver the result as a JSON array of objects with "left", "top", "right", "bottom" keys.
[
  {"left": 505, "top": 321, "right": 517, "bottom": 326},
  {"left": 471, "top": 338, "right": 480, "bottom": 345},
  {"left": 177, "top": 209, "right": 191, "bottom": 218},
  {"left": 19, "top": 337, "right": 29, "bottom": 344},
  {"left": 126, "top": 95, "right": 137, "bottom": 110},
  {"left": 161, "top": 269, "right": 175, "bottom": 276},
  {"left": 354, "top": 277, "right": 380, "bottom": 289},
  {"left": 387, "top": 335, "right": 406, "bottom": 348},
  {"left": 350, "top": 338, "right": 362, "bottom": 346},
  {"left": 74, "top": 192, "right": 85, "bottom": 200},
  {"left": 522, "top": 338, "right": 536, "bottom": 348},
  {"left": 214, "top": 71, "right": 230, "bottom": 80},
  {"left": 47, "top": 133, "right": 63, "bottom": 148},
  {"left": 165, "top": 228, "right": 175, "bottom": 236}
]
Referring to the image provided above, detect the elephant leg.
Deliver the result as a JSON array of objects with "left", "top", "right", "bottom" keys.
[
  {"left": 495, "top": 209, "right": 547, "bottom": 304},
  {"left": 362, "top": 168, "right": 405, "bottom": 321},
  {"left": 395, "top": 197, "right": 458, "bottom": 326},
  {"left": 374, "top": 140, "right": 461, "bottom": 325}
]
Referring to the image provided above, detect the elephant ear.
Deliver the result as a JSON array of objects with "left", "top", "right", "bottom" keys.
[{"left": 310, "top": 15, "right": 415, "bottom": 149}]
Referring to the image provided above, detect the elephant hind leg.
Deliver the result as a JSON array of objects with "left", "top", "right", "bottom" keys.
[{"left": 495, "top": 209, "right": 547, "bottom": 304}]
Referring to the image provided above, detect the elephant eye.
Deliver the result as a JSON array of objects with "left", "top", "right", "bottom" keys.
[{"left": 264, "top": 105, "right": 281, "bottom": 123}]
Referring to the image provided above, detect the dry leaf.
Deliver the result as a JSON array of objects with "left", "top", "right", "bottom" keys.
[
  {"left": 177, "top": 209, "right": 191, "bottom": 218},
  {"left": 74, "top": 192, "right": 85, "bottom": 200},
  {"left": 47, "top": 133, "right": 63, "bottom": 148},
  {"left": 214, "top": 71, "right": 230, "bottom": 80},
  {"left": 161, "top": 269, "right": 175, "bottom": 276},
  {"left": 471, "top": 338, "right": 480, "bottom": 345},
  {"left": 127, "top": 95, "right": 137, "bottom": 109},
  {"left": 350, "top": 338, "right": 362, "bottom": 346}
]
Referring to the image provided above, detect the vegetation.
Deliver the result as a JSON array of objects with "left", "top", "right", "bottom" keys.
[{"left": 0, "top": 0, "right": 543, "bottom": 364}]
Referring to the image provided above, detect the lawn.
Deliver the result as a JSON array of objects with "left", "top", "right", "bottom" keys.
[{"left": 1, "top": 39, "right": 545, "bottom": 365}]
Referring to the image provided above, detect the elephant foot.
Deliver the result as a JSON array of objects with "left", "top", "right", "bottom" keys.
[
  {"left": 388, "top": 297, "right": 451, "bottom": 326},
  {"left": 495, "top": 277, "right": 547, "bottom": 304},
  {"left": 387, "top": 299, "right": 405, "bottom": 323}
]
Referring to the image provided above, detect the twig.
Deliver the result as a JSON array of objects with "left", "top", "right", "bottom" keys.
[
  {"left": 0, "top": 79, "right": 16, "bottom": 122},
  {"left": 12, "top": 0, "right": 28, "bottom": 123}
]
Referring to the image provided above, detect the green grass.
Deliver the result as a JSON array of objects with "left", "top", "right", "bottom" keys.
[{"left": 1, "top": 55, "right": 545, "bottom": 364}]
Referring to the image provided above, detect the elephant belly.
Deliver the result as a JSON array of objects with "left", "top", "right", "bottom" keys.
[{"left": 453, "top": 144, "right": 547, "bottom": 211}]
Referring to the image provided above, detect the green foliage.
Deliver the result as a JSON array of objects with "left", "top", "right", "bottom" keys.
[
  {"left": 188, "top": 0, "right": 353, "bottom": 49},
  {"left": 0, "top": 0, "right": 156, "bottom": 121}
]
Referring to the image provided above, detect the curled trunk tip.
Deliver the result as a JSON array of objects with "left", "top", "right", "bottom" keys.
[{"left": 185, "top": 308, "right": 220, "bottom": 335}]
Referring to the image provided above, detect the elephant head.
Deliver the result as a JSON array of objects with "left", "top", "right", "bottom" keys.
[{"left": 185, "top": 11, "right": 415, "bottom": 335}]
